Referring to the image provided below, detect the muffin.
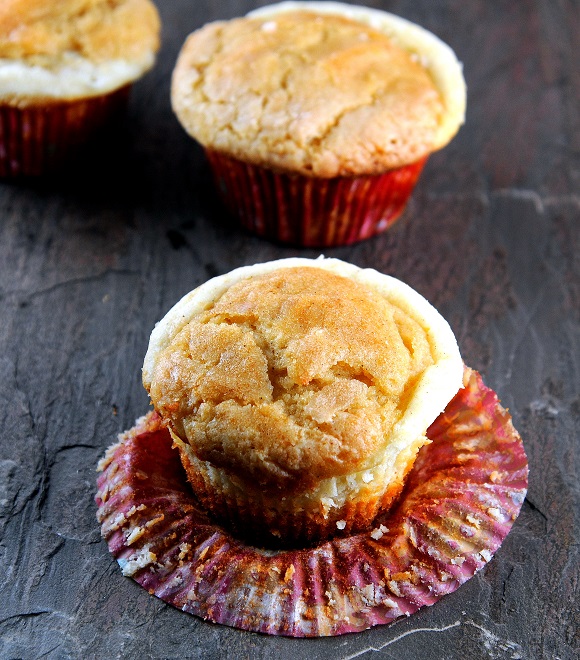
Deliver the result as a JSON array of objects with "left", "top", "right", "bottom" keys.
[
  {"left": 171, "top": 2, "right": 466, "bottom": 246},
  {"left": 97, "top": 366, "right": 529, "bottom": 635},
  {"left": 0, "top": 0, "right": 161, "bottom": 176},
  {"left": 142, "top": 257, "right": 464, "bottom": 546}
]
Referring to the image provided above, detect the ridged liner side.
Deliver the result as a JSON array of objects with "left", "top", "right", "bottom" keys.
[
  {"left": 205, "top": 150, "right": 426, "bottom": 247},
  {"left": 0, "top": 86, "right": 130, "bottom": 177},
  {"left": 96, "top": 367, "right": 528, "bottom": 637}
]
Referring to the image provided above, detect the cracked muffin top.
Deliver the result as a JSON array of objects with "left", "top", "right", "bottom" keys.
[
  {"left": 143, "top": 259, "right": 463, "bottom": 492},
  {"left": 171, "top": 4, "right": 465, "bottom": 177},
  {"left": 0, "top": 0, "right": 160, "bottom": 101}
]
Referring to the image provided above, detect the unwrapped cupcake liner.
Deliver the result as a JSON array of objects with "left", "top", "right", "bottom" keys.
[
  {"left": 206, "top": 150, "right": 427, "bottom": 247},
  {"left": 96, "top": 367, "right": 528, "bottom": 637},
  {"left": 0, "top": 85, "right": 130, "bottom": 177}
]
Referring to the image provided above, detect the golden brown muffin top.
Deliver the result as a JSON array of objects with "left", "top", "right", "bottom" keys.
[
  {"left": 171, "top": 10, "right": 446, "bottom": 177},
  {"left": 148, "top": 267, "right": 435, "bottom": 491},
  {"left": 0, "top": 0, "right": 160, "bottom": 65}
]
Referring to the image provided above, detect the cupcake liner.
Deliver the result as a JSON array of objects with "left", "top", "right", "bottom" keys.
[
  {"left": 0, "top": 85, "right": 130, "bottom": 177},
  {"left": 96, "top": 367, "right": 528, "bottom": 637},
  {"left": 206, "top": 150, "right": 427, "bottom": 247}
]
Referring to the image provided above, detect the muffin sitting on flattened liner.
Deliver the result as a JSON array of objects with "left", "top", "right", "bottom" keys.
[
  {"left": 0, "top": 0, "right": 160, "bottom": 176},
  {"left": 142, "top": 258, "right": 464, "bottom": 546},
  {"left": 171, "top": 2, "right": 466, "bottom": 247}
]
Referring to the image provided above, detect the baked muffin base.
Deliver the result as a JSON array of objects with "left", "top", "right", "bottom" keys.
[
  {"left": 0, "top": 86, "right": 130, "bottom": 177},
  {"left": 96, "top": 367, "right": 528, "bottom": 637},
  {"left": 207, "top": 150, "right": 426, "bottom": 247},
  {"left": 174, "top": 431, "right": 426, "bottom": 547}
]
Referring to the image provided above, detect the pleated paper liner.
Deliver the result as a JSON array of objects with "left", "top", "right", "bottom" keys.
[
  {"left": 206, "top": 150, "right": 427, "bottom": 248},
  {"left": 0, "top": 85, "right": 130, "bottom": 177},
  {"left": 96, "top": 367, "right": 528, "bottom": 637}
]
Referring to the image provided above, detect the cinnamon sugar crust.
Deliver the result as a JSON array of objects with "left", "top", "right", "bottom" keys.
[
  {"left": 147, "top": 264, "right": 458, "bottom": 493},
  {"left": 172, "top": 3, "right": 466, "bottom": 177},
  {"left": 172, "top": 10, "right": 444, "bottom": 177},
  {"left": 0, "top": 0, "right": 160, "bottom": 101},
  {"left": 0, "top": 0, "right": 159, "bottom": 62}
]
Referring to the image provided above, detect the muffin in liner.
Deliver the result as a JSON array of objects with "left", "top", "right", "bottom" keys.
[
  {"left": 96, "top": 367, "right": 528, "bottom": 637},
  {"left": 171, "top": 2, "right": 466, "bottom": 246},
  {"left": 0, "top": 0, "right": 160, "bottom": 176},
  {"left": 141, "top": 257, "right": 464, "bottom": 547}
]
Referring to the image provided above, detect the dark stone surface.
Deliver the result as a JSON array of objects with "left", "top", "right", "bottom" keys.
[{"left": 0, "top": 1, "right": 577, "bottom": 658}]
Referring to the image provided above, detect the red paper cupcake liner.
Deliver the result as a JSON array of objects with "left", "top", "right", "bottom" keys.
[
  {"left": 0, "top": 85, "right": 130, "bottom": 177},
  {"left": 96, "top": 367, "right": 528, "bottom": 637},
  {"left": 206, "top": 150, "right": 427, "bottom": 247}
]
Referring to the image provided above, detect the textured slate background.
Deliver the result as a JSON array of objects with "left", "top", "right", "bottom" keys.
[{"left": 0, "top": 1, "right": 578, "bottom": 658}]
